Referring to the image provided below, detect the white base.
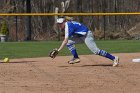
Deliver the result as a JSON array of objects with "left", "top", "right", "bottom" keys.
[{"left": 132, "top": 58, "right": 140, "bottom": 62}]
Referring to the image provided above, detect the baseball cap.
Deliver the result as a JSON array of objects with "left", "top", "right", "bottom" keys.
[{"left": 56, "top": 17, "right": 65, "bottom": 23}]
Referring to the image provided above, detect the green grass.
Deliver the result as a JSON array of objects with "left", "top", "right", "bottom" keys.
[{"left": 0, "top": 40, "right": 140, "bottom": 59}]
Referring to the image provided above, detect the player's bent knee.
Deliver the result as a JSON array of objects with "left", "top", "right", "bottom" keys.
[{"left": 66, "top": 43, "right": 76, "bottom": 51}]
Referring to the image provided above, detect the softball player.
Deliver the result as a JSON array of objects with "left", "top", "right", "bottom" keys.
[{"left": 56, "top": 17, "right": 119, "bottom": 67}]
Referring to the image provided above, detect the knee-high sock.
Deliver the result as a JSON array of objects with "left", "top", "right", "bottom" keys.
[
  {"left": 98, "top": 50, "right": 115, "bottom": 60},
  {"left": 67, "top": 44, "right": 79, "bottom": 58}
]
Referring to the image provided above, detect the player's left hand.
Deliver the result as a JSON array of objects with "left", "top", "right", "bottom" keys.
[{"left": 49, "top": 48, "right": 59, "bottom": 59}]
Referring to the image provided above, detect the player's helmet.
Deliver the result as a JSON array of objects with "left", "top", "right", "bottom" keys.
[{"left": 56, "top": 17, "right": 65, "bottom": 23}]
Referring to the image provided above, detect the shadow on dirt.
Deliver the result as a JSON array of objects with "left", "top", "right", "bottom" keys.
[
  {"left": 59, "top": 64, "right": 112, "bottom": 67},
  {"left": 81, "top": 64, "right": 112, "bottom": 67}
]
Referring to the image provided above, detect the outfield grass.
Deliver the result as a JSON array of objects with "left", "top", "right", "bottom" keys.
[{"left": 0, "top": 40, "right": 140, "bottom": 59}]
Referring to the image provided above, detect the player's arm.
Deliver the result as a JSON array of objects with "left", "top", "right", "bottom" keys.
[
  {"left": 58, "top": 22, "right": 69, "bottom": 52},
  {"left": 58, "top": 38, "right": 68, "bottom": 52}
]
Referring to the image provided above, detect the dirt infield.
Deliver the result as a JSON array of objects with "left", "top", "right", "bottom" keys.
[{"left": 0, "top": 53, "right": 140, "bottom": 93}]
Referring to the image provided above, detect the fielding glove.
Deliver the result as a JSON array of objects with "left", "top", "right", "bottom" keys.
[{"left": 49, "top": 48, "right": 59, "bottom": 59}]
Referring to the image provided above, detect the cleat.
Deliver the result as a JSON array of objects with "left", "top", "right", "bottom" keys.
[
  {"left": 113, "top": 56, "right": 119, "bottom": 67},
  {"left": 68, "top": 58, "right": 80, "bottom": 64}
]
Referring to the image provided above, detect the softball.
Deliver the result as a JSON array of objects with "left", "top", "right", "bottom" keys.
[{"left": 3, "top": 58, "right": 9, "bottom": 62}]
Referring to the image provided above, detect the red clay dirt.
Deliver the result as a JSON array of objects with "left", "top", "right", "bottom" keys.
[{"left": 0, "top": 53, "right": 140, "bottom": 93}]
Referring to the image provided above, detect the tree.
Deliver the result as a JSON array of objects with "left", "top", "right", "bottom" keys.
[{"left": 25, "top": 0, "right": 32, "bottom": 41}]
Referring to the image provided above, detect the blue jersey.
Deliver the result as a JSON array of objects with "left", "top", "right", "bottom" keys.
[{"left": 65, "top": 21, "right": 89, "bottom": 38}]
